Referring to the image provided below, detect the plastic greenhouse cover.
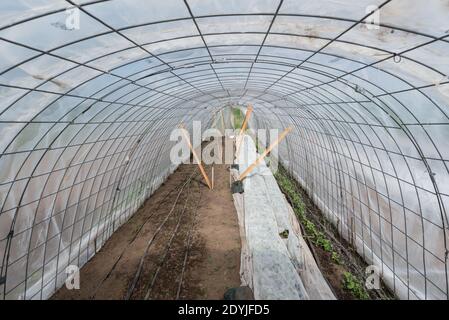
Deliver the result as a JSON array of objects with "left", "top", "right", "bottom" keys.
[{"left": 0, "top": 0, "right": 448, "bottom": 300}]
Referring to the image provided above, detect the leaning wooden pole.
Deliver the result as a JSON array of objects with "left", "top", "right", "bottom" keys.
[
  {"left": 238, "top": 126, "right": 292, "bottom": 181},
  {"left": 235, "top": 105, "right": 253, "bottom": 156},
  {"left": 179, "top": 124, "right": 212, "bottom": 189},
  {"left": 220, "top": 110, "right": 225, "bottom": 134}
]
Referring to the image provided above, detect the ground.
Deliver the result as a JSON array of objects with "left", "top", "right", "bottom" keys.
[{"left": 52, "top": 149, "right": 241, "bottom": 300}]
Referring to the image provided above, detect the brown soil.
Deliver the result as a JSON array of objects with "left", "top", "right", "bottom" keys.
[
  {"left": 180, "top": 162, "right": 241, "bottom": 299},
  {"left": 52, "top": 142, "right": 241, "bottom": 300}
]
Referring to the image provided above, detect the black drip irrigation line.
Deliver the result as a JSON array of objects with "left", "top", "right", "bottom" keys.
[
  {"left": 124, "top": 168, "right": 199, "bottom": 300},
  {"left": 143, "top": 174, "right": 201, "bottom": 300},
  {"left": 88, "top": 167, "right": 199, "bottom": 299},
  {"left": 175, "top": 180, "right": 202, "bottom": 300}
]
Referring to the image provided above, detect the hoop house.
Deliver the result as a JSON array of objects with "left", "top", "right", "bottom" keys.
[{"left": 0, "top": 0, "right": 448, "bottom": 300}]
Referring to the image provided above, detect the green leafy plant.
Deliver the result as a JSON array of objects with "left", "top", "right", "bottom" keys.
[
  {"left": 342, "top": 272, "right": 369, "bottom": 300},
  {"left": 331, "top": 251, "right": 342, "bottom": 264},
  {"left": 316, "top": 233, "right": 333, "bottom": 252}
]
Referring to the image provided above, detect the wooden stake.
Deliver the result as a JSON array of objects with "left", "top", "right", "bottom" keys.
[
  {"left": 220, "top": 110, "right": 225, "bottom": 133},
  {"left": 235, "top": 105, "right": 253, "bottom": 156},
  {"left": 239, "top": 126, "right": 292, "bottom": 181},
  {"left": 179, "top": 124, "right": 212, "bottom": 189}
]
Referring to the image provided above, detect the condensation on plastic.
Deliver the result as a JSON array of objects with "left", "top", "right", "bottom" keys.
[{"left": 0, "top": 0, "right": 448, "bottom": 300}]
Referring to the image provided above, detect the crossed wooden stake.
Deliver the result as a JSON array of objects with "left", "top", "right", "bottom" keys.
[
  {"left": 238, "top": 126, "right": 292, "bottom": 181},
  {"left": 178, "top": 105, "right": 292, "bottom": 190},
  {"left": 234, "top": 105, "right": 292, "bottom": 180}
]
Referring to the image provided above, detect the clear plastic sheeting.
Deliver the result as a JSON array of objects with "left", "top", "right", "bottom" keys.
[{"left": 0, "top": 0, "right": 447, "bottom": 300}]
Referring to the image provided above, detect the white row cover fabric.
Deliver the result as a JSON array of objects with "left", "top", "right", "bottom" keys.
[
  {"left": 233, "top": 134, "right": 335, "bottom": 300},
  {"left": 235, "top": 134, "right": 308, "bottom": 300},
  {"left": 0, "top": 0, "right": 448, "bottom": 300}
]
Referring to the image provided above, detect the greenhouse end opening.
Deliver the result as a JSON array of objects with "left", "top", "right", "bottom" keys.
[{"left": 0, "top": 0, "right": 448, "bottom": 303}]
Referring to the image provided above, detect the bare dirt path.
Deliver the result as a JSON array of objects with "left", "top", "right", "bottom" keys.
[
  {"left": 179, "top": 162, "right": 241, "bottom": 299},
  {"left": 52, "top": 145, "right": 241, "bottom": 300}
]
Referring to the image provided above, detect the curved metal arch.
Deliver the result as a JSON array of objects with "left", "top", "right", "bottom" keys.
[
  {"left": 2, "top": 31, "right": 445, "bottom": 139},
  {"left": 0, "top": 61, "right": 222, "bottom": 290},
  {"left": 2, "top": 11, "right": 447, "bottom": 122},
  {"left": 2, "top": 96, "right": 217, "bottom": 298},
  {"left": 245, "top": 74, "right": 449, "bottom": 298},
  {"left": 283, "top": 85, "right": 431, "bottom": 297}
]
